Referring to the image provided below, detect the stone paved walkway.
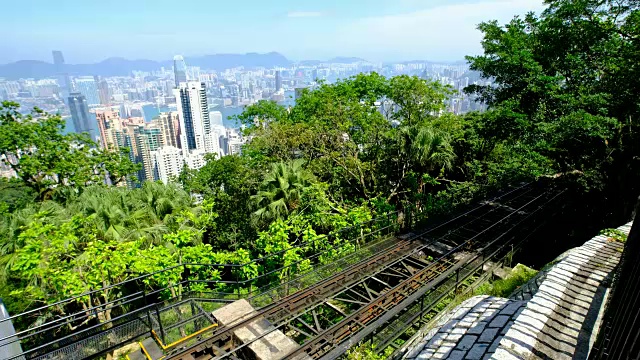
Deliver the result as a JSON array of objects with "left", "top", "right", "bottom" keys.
[
  {"left": 403, "top": 296, "right": 526, "bottom": 360},
  {"left": 401, "top": 222, "right": 632, "bottom": 360},
  {"left": 493, "top": 223, "right": 630, "bottom": 360}
]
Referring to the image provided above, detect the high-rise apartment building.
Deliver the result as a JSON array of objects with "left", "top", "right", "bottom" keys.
[
  {"left": 173, "top": 55, "right": 188, "bottom": 87},
  {"left": 226, "top": 128, "right": 244, "bottom": 156},
  {"left": 52, "top": 50, "right": 72, "bottom": 101},
  {"left": 68, "top": 92, "right": 93, "bottom": 136},
  {"left": 135, "top": 125, "right": 163, "bottom": 181},
  {"left": 275, "top": 70, "right": 282, "bottom": 92},
  {"left": 153, "top": 112, "right": 181, "bottom": 148},
  {"left": 185, "top": 150, "right": 207, "bottom": 171},
  {"left": 174, "top": 81, "right": 211, "bottom": 153},
  {"left": 95, "top": 109, "right": 121, "bottom": 150},
  {"left": 75, "top": 77, "right": 101, "bottom": 105},
  {"left": 98, "top": 79, "right": 110, "bottom": 105},
  {"left": 152, "top": 146, "right": 184, "bottom": 184}
]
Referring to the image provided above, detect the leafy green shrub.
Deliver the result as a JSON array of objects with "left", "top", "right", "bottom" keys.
[
  {"left": 344, "top": 343, "right": 393, "bottom": 360},
  {"left": 599, "top": 229, "right": 628, "bottom": 243},
  {"left": 475, "top": 264, "right": 538, "bottom": 298}
]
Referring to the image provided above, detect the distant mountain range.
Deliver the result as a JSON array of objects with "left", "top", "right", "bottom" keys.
[{"left": 0, "top": 52, "right": 376, "bottom": 80}]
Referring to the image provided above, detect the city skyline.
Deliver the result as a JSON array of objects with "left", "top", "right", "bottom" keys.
[
  {"left": 2, "top": 0, "right": 545, "bottom": 64},
  {"left": 0, "top": 49, "right": 489, "bottom": 186}
]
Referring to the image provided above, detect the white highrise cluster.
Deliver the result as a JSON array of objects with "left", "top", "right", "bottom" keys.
[{"left": 152, "top": 146, "right": 183, "bottom": 184}]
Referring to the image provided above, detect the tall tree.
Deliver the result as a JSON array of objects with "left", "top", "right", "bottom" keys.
[
  {"left": 252, "top": 159, "right": 316, "bottom": 224},
  {"left": 0, "top": 102, "right": 140, "bottom": 200}
]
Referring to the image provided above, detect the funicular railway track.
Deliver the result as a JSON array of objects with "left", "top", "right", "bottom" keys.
[{"left": 166, "top": 183, "right": 562, "bottom": 360}]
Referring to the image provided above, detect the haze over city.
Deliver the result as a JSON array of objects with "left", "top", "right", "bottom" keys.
[{"left": 2, "top": 0, "right": 544, "bottom": 63}]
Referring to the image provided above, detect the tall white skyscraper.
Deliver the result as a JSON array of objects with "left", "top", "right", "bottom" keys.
[
  {"left": 152, "top": 146, "right": 184, "bottom": 184},
  {"left": 174, "top": 81, "right": 212, "bottom": 153}
]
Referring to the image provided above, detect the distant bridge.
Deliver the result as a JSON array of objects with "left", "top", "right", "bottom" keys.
[{"left": 0, "top": 183, "right": 565, "bottom": 360}]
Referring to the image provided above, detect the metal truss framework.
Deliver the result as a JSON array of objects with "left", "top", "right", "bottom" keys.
[{"left": 167, "top": 183, "right": 565, "bottom": 360}]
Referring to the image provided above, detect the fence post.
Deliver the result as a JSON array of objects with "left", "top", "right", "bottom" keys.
[
  {"left": 141, "top": 288, "right": 151, "bottom": 333},
  {"left": 155, "top": 306, "right": 165, "bottom": 345},
  {"left": 183, "top": 263, "right": 189, "bottom": 294}
]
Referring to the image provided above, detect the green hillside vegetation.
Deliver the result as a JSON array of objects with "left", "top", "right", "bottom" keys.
[{"left": 0, "top": 0, "right": 639, "bottom": 342}]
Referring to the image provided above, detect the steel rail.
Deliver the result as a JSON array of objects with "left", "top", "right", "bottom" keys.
[
  {"left": 286, "top": 189, "right": 562, "bottom": 360},
  {"left": 166, "top": 184, "right": 537, "bottom": 360}
]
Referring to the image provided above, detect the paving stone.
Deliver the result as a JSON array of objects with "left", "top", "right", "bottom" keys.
[
  {"left": 446, "top": 332, "right": 464, "bottom": 343},
  {"left": 500, "top": 321, "right": 513, "bottom": 335},
  {"left": 465, "top": 312, "right": 482, "bottom": 321},
  {"left": 455, "top": 335, "right": 477, "bottom": 351},
  {"left": 440, "top": 320, "right": 459, "bottom": 333},
  {"left": 489, "top": 315, "right": 510, "bottom": 328},
  {"left": 550, "top": 267, "right": 600, "bottom": 288},
  {"left": 477, "top": 311, "right": 497, "bottom": 322},
  {"left": 555, "top": 263, "right": 607, "bottom": 282},
  {"left": 447, "top": 349, "right": 466, "bottom": 360},
  {"left": 488, "top": 301, "right": 507, "bottom": 310},
  {"left": 565, "top": 253, "right": 616, "bottom": 271},
  {"left": 525, "top": 296, "right": 585, "bottom": 323},
  {"left": 528, "top": 296, "right": 588, "bottom": 323},
  {"left": 563, "top": 258, "right": 613, "bottom": 276},
  {"left": 541, "top": 280, "right": 595, "bottom": 303},
  {"left": 492, "top": 348, "right": 524, "bottom": 360},
  {"left": 467, "top": 322, "right": 487, "bottom": 335},
  {"left": 478, "top": 327, "right": 499, "bottom": 343},
  {"left": 488, "top": 337, "right": 502, "bottom": 353},
  {"left": 499, "top": 301, "right": 524, "bottom": 316},
  {"left": 538, "top": 284, "right": 591, "bottom": 314},
  {"left": 458, "top": 320, "right": 474, "bottom": 328},
  {"left": 452, "top": 327, "right": 467, "bottom": 335},
  {"left": 452, "top": 307, "right": 470, "bottom": 320},
  {"left": 502, "top": 327, "right": 571, "bottom": 360},
  {"left": 405, "top": 343, "right": 426, "bottom": 359},
  {"left": 416, "top": 349, "right": 435, "bottom": 360},
  {"left": 513, "top": 306, "right": 525, "bottom": 318},
  {"left": 536, "top": 284, "right": 595, "bottom": 315},
  {"left": 433, "top": 346, "right": 453, "bottom": 359},
  {"left": 519, "top": 307, "right": 582, "bottom": 335},
  {"left": 541, "top": 279, "right": 599, "bottom": 305},
  {"left": 466, "top": 343, "right": 489, "bottom": 360},
  {"left": 426, "top": 332, "right": 447, "bottom": 348}
]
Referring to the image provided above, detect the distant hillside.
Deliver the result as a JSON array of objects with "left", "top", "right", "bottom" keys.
[
  {"left": 327, "top": 57, "right": 368, "bottom": 63},
  {"left": 0, "top": 52, "right": 293, "bottom": 79}
]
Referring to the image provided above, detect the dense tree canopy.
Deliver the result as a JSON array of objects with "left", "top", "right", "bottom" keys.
[
  {"left": 0, "top": 101, "right": 140, "bottom": 200},
  {"left": 2, "top": 1, "right": 640, "bottom": 350},
  {"left": 465, "top": 0, "right": 640, "bottom": 197}
]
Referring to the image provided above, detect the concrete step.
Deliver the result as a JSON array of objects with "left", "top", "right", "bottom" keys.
[
  {"left": 126, "top": 348, "right": 147, "bottom": 360},
  {"left": 141, "top": 337, "right": 164, "bottom": 360}
]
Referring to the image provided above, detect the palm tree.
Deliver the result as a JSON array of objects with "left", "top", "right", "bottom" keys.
[
  {"left": 252, "top": 159, "right": 315, "bottom": 224},
  {"left": 0, "top": 202, "right": 66, "bottom": 279},
  {"left": 410, "top": 126, "right": 456, "bottom": 173},
  {"left": 391, "top": 125, "right": 456, "bottom": 201},
  {"left": 136, "top": 181, "right": 190, "bottom": 223}
]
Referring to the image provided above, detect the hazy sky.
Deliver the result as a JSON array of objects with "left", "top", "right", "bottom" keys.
[{"left": 1, "top": 0, "right": 545, "bottom": 64}]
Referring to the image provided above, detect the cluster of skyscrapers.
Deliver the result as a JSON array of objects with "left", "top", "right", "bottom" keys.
[
  {"left": 88, "top": 56, "right": 244, "bottom": 185},
  {"left": 0, "top": 50, "right": 490, "bottom": 184}
]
